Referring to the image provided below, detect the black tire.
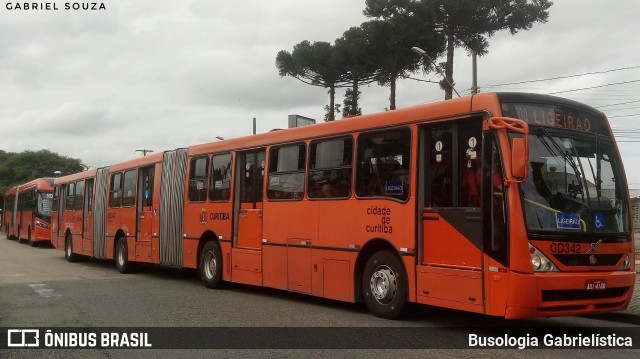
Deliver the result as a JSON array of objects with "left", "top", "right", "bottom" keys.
[
  {"left": 28, "top": 228, "right": 36, "bottom": 247},
  {"left": 115, "top": 237, "right": 131, "bottom": 274},
  {"left": 199, "top": 241, "right": 223, "bottom": 289},
  {"left": 17, "top": 227, "right": 24, "bottom": 243},
  {"left": 65, "top": 235, "right": 78, "bottom": 262},
  {"left": 362, "top": 250, "right": 407, "bottom": 319}
]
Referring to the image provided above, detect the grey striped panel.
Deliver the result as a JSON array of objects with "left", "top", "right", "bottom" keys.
[
  {"left": 93, "top": 167, "right": 109, "bottom": 259},
  {"left": 159, "top": 149, "right": 187, "bottom": 267}
]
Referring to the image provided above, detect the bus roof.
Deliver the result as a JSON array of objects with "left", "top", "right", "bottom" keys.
[{"left": 4, "top": 177, "right": 55, "bottom": 196}]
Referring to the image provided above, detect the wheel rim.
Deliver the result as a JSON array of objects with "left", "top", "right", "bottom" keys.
[
  {"left": 203, "top": 250, "right": 217, "bottom": 280},
  {"left": 66, "top": 239, "right": 71, "bottom": 257},
  {"left": 369, "top": 265, "right": 397, "bottom": 305},
  {"left": 118, "top": 243, "right": 125, "bottom": 266}
]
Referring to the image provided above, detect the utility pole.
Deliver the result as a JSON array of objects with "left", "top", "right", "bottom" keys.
[
  {"left": 471, "top": 51, "right": 478, "bottom": 95},
  {"left": 136, "top": 149, "right": 154, "bottom": 156},
  {"left": 253, "top": 117, "right": 256, "bottom": 135}
]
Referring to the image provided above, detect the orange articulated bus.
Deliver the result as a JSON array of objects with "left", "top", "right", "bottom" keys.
[
  {"left": 3, "top": 178, "right": 55, "bottom": 246},
  {"left": 51, "top": 93, "right": 635, "bottom": 319}
]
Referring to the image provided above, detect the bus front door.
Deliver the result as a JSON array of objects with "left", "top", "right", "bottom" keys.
[
  {"left": 136, "top": 166, "right": 155, "bottom": 262},
  {"left": 419, "top": 119, "right": 485, "bottom": 314},
  {"left": 82, "top": 179, "right": 94, "bottom": 256},
  {"left": 232, "top": 149, "right": 265, "bottom": 285}
]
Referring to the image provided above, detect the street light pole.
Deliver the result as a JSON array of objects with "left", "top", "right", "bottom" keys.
[
  {"left": 472, "top": 51, "right": 478, "bottom": 95},
  {"left": 135, "top": 149, "right": 154, "bottom": 156},
  {"left": 411, "top": 47, "right": 461, "bottom": 98}
]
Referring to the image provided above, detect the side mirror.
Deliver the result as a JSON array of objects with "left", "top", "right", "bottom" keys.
[{"left": 511, "top": 137, "right": 528, "bottom": 180}]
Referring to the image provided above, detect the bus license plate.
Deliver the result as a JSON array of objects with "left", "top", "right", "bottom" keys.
[{"left": 585, "top": 279, "right": 606, "bottom": 291}]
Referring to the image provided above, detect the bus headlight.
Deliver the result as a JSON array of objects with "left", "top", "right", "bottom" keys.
[
  {"left": 621, "top": 253, "right": 631, "bottom": 270},
  {"left": 35, "top": 220, "right": 49, "bottom": 229},
  {"left": 529, "top": 244, "right": 558, "bottom": 272}
]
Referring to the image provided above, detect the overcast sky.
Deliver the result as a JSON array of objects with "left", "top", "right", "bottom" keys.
[{"left": 1, "top": 0, "right": 640, "bottom": 187}]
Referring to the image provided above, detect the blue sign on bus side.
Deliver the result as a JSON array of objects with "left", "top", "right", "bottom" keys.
[
  {"left": 555, "top": 212, "right": 581, "bottom": 230},
  {"left": 384, "top": 181, "right": 403, "bottom": 195}
]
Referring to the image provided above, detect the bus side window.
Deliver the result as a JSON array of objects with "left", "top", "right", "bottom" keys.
[
  {"left": 188, "top": 157, "right": 209, "bottom": 202},
  {"left": 66, "top": 182, "right": 75, "bottom": 210},
  {"left": 267, "top": 144, "right": 305, "bottom": 200},
  {"left": 210, "top": 154, "right": 231, "bottom": 202},
  {"left": 74, "top": 180, "right": 85, "bottom": 211},
  {"left": 109, "top": 173, "right": 122, "bottom": 208},
  {"left": 307, "top": 137, "right": 353, "bottom": 199},
  {"left": 356, "top": 127, "right": 411, "bottom": 201},
  {"left": 52, "top": 186, "right": 59, "bottom": 211},
  {"left": 122, "top": 170, "right": 137, "bottom": 207}
]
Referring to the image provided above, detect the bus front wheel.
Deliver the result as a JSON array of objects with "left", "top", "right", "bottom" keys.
[
  {"left": 362, "top": 250, "right": 407, "bottom": 319},
  {"left": 115, "top": 237, "right": 131, "bottom": 274},
  {"left": 65, "top": 235, "right": 77, "bottom": 262},
  {"left": 199, "top": 241, "right": 223, "bottom": 289}
]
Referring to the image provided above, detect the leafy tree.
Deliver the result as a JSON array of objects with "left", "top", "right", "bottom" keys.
[
  {"left": 342, "top": 88, "right": 362, "bottom": 117},
  {"left": 334, "top": 27, "right": 379, "bottom": 117},
  {"left": 0, "top": 149, "right": 84, "bottom": 195},
  {"left": 362, "top": 18, "right": 443, "bottom": 110},
  {"left": 323, "top": 103, "right": 342, "bottom": 121},
  {"left": 276, "top": 41, "right": 351, "bottom": 121},
  {"left": 365, "top": 0, "right": 553, "bottom": 99}
]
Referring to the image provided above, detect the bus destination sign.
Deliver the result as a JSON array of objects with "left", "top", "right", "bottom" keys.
[{"left": 500, "top": 102, "right": 607, "bottom": 134}]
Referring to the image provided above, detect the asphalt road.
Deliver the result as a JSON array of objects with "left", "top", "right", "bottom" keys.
[{"left": 0, "top": 234, "right": 638, "bottom": 358}]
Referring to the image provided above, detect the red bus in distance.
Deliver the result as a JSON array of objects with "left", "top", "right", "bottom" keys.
[{"left": 3, "top": 178, "right": 54, "bottom": 246}]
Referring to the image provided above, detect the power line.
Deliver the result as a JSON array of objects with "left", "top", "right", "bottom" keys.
[
  {"left": 597, "top": 99, "right": 640, "bottom": 108},
  {"left": 609, "top": 113, "right": 640, "bottom": 118},
  {"left": 548, "top": 79, "right": 640, "bottom": 95},
  {"left": 484, "top": 66, "right": 640, "bottom": 89}
]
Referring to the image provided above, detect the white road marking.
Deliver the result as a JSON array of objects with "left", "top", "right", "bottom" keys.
[{"left": 27, "top": 283, "right": 61, "bottom": 298}]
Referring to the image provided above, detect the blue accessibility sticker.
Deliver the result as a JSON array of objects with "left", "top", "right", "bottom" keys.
[{"left": 593, "top": 212, "right": 604, "bottom": 230}]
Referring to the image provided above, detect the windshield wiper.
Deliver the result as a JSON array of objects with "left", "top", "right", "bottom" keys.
[{"left": 535, "top": 128, "right": 584, "bottom": 196}]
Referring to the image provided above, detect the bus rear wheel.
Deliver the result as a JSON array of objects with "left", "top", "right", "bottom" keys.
[
  {"left": 115, "top": 237, "right": 131, "bottom": 274},
  {"left": 65, "top": 235, "right": 77, "bottom": 262},
  {"left": 362, "top": 250, "right": 407, "bottom": 319},
  {"left": 199, "top": 241, "right": 223, "bottom": 289}
]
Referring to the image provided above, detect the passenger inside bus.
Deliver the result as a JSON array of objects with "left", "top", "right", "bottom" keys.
[
  {"left": 320, "top": 183, "right": 337, "bottom": 198},
  {"left": 461, "top": 149, "right": 481, "bottom": 207},
  {"left": 522, "top": 157, "right": 556, "bottom": 229}
]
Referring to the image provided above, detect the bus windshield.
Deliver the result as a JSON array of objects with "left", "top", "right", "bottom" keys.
[
  {"left": 520, "top": 129, "right": 629, "bottom": 235},
  {"left": 38, "top": 191, "right": 53, "bottom": 218}
]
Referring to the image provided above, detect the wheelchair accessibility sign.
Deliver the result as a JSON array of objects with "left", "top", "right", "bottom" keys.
[{"left": 594, "top": 212, "right": 604, "bottom": 230}]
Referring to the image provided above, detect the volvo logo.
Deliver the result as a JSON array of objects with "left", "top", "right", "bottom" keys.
[
  {"left": 589, "top": 255, "right": 597, "bottom": 265},
  {"left": 586, "top": 239, "right": 604, "bottom": 254}
]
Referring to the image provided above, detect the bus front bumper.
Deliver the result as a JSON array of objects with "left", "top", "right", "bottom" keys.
[{"left": 504, "top": 270, "right": 636, "bottom": 319}]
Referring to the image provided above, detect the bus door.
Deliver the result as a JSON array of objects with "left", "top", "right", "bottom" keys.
[
  {"left": 419, "top": 118, "right": 485, "bottom": 314},
  {"left": 136, "top": 165, "right": 155, "bottom": 244},
  {"left": 232, "top": 149, "right": 265, "bottom": 285},
  {"left": 82, "top": 179, "right": 94, "bottom": 256},
  {"left": 57, "top": 185, "right": 65, "bottom": 246}
]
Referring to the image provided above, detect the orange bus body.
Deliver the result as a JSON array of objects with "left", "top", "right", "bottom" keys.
[
  {"left": 3, "top": 178, "right": 54, "bottom": 246},
  {"left": 50, "top": 93, "right": 635, "bottom": 319}
]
